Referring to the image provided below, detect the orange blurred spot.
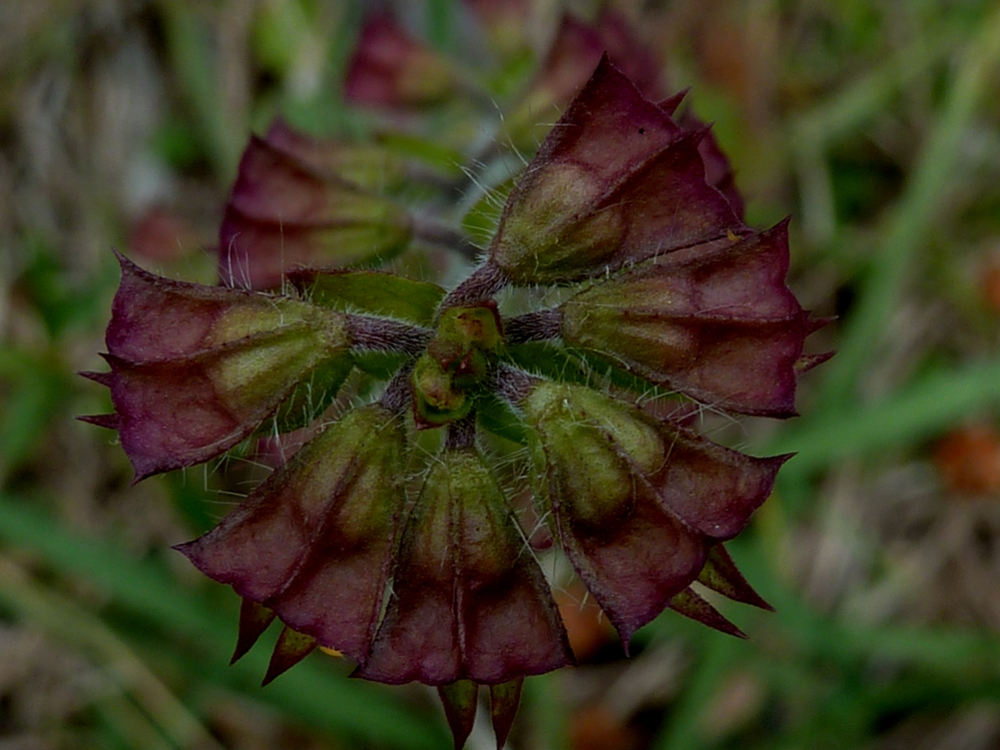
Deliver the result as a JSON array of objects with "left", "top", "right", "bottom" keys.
[
  {"left": 981, "top": 259, "right": 1000, "bottom": 314},
  {"left": 568, "top": 703, "right": 638, "bottom": 750},
  {"left": 555, "top": 580, "right": 615, "bottom": 661},
  {"left": 933, "top": 424, "right": 1000, "bottom": 496},
  {"left": 319, "top": 646, "right": 344, "bottom": 658}
]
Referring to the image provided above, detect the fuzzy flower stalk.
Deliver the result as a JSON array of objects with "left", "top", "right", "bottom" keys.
[{"left": 84, "top": 10, "right": 827, "bottom": 749}]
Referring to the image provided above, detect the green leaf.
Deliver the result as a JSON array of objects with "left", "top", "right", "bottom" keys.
[
  {"left": 297, "top": 270, "right": 445, "bottom": 326},
  {"left": 271, "top": 354, "right": 355, "bottom": 433}
]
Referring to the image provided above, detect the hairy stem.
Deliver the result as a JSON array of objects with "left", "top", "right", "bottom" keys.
[
  {"left": 379, "top": 366, "right": 414, "bottom": 414},
  {"left": 445, "top": 414, "right": 477, "bottom": 450},
  {"left": 347, "top": 315, "right": 431, "bottom": 355},
  {"left": 505, "top": 309, "right": 563, "bottom": 344},
  {"left": 441, "top": 260, "right": 508, "bottom": 308},
  {"left": 493, "top": 364, "right": 540, "bottom": 404}
]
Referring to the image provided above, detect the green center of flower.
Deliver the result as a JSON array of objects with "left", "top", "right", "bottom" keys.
[{"left": 412, "top": 303, "right": 504, "bottom": 427}]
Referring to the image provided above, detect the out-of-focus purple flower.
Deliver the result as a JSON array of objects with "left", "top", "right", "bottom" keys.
[
  {"left": 344, "top": 13, "right": 460, "bottom": 109},
  {"left": 464, "top": 0, "right": 533, "bottom": 58},
  {"left": 502, "top": 11, "right": 665, "bottom": 149},
  {"left": 219, "top": 135, "right": 413, "bottom": 289},
  {"left": 262, "top": 118, "right": 407, "bottom": 192}
]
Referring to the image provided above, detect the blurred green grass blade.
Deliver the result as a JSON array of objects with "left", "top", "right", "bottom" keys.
[
  {"left": 790, "top": 20, "right": 957, "bottom": 243},
  {"left": 160, "top": 5, "right": 242, "bottom": 178},
  {"left": 524, "top": 672, "right": 569, "bottom": 750},
  {"left": 652, "top": 635, "right": 741, "bottom": 750},
  {"left": 0, "top": 556, "right": 224, "bottom": 750},
  {"left": 769, "top": 355, "right": 1000, "bottom": 474},
  {"left": 0, "top": 348, "right": 69, "bottom": 474},
  {"left": 817, "top": 4, "right": 1000, "bottom": 409},
  {"left": 0, "top": 493, "right": 448, "bottom": 749},
  {"left": 426, "top": 0, "right": 455, "bottom": 52},
  {"left": 730, "top": 540, "right": 1000, "bottom": 675},
  {"left": 789, "top": 24, "right": 957, "bottom": 153}
]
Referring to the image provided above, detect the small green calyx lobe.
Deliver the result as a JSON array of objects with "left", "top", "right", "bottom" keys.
[{"left": 413, "top": 303, "right": 504, "bottom": 428}]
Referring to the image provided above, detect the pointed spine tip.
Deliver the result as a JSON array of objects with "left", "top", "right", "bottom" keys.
[
  {"left": 262, "top": 627, "right": 317, "bottom": 686},
  {"left": 77, "top": 413, "right": 120, "bottom": 430},
  {"left": 232, "top": 598, "right": 277, "bottom": 665},
  {"left": 438, "top": 681, "right": 479, "bottom": 750},
  {"left": 79, "top": 369, "right": 114, "bottom": 386},
  {"left": 658, "top": 87, "right": 690, "bottom": 116},
  {"left": 668, "top": 587, "right": 747, "bottom": 638},
  {"left": 489, "top": 679, "right": 523, "bottom": 750}
]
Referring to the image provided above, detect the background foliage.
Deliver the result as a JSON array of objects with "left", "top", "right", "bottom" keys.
[{"left": 3, "top": 1, "right": 1000, "bottom": 748}]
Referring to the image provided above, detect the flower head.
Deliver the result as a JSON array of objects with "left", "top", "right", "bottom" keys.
[{"left": 84, "top": 18, "right": 827, "bottom": 748}]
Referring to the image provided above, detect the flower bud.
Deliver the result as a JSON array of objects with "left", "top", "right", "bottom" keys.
[
  {"left": 560, "top": 220, "right": 812, "bottom": 416},
  {"left": 177, "top": 404, "right": 406, "bottom": 661},
  {"left": 358, "top": 448, "right": 572, "bottom": 685},
  {"left": 412, "top": 304, "right": 504, "bottom": 428},
  {"left": 521, "top": 381, "right": 785, "bottom": 646},
  {"left": 489, "top": 57, "right": 743, "bottom": 285},
  {"left": 83, "top": 255, "right": 351, "bottom": 479},
  {"left": 412, "top": 353, "right": 474, "bottom": 427}
]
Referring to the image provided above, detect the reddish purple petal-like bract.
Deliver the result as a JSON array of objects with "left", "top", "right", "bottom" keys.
[
  {"left": 177, "top": 405, "right": 404, "bottom": 662},
  {"left": 561, "top": 220, "right": 812, "bottom": 417},
  {"left": 262, "top": 118, "right": 405, "bottom": 192},
  {"left": 522, "top": 382, "right": 784, "bottom": 647},
  {"left": 358, "top": 449, "right": 572, "bottom": 684},
  {"left": 93, "top": 255, "right": 349, "bottom": 479},
  {"left": 344, "top": 13, "right": 458, "bottom": 109},
  {"left": 219, "top": 136, "right": 412, "bottom": 289},
  {"left": 489, "top": 57, "right": 744, "bottom": 285}
]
